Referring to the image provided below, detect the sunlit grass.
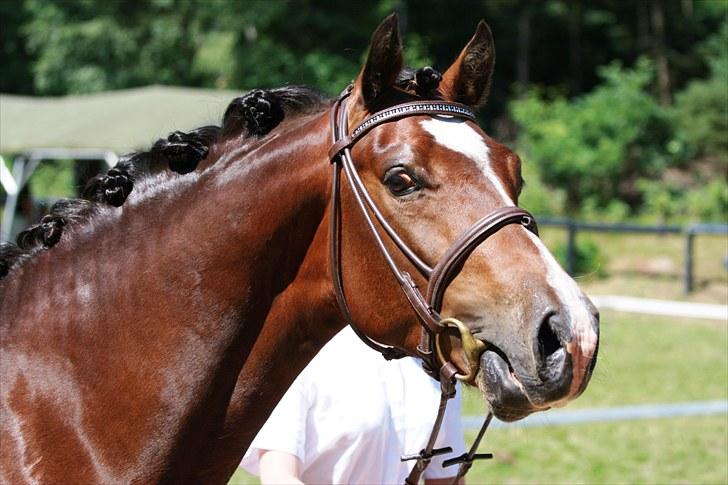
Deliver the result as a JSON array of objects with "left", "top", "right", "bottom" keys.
[
  {"left": 539, "top": 227, "right": 727, "bottom": 304},
  {"left": 466, "top": 415, "right": 727, "bottom": 484},
  {"left": 230, "top": 416, "right": 728, "bottom": 484}
]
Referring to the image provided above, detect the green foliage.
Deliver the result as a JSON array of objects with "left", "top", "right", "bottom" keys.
[
  {"left": 23, "top": 0, "right": 203, "bottom": 94},
  {"left": 517, "top": 158, "right": 565, "bottom": 216},
  {"left": 0, "top": 0, "right": 34, "bottom": 94},
  {"left": 27, "top": 159, "right": 75, "bottom": 199},
  {"left": 4, "top": 0, "right": 727, "bottom": 222},
  {"left": 511, "top": 58, "right": 682, "bottom": 214},
  {"left": 671, "top": 22, "right": 728, "bottom": 159},
  {"left": 16, "top": 0, "right": 429, "bottom": 96},
  {"left": 683, "top": 179, "right": 728, "bottom": 221},
  {"left": 223, "top": 0, "right": 411, "bottom": 94},
  {"left": 638, "top": 178, "right": 728, "bottom": 222},
  {"left": 553, "top": 237, "right": 606, "bottom": 277}
]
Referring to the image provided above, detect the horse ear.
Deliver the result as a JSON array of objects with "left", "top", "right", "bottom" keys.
[
  {"left": 440, "top": 20, "right": 495, "bottom": 108},
  {"left": 355, "top": 13, "right": 403, "bottom": 109}
]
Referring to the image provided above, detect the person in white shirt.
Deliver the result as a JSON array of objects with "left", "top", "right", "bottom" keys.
[{"left": 240, "top": 326, "right": 466, "bottom": 484}]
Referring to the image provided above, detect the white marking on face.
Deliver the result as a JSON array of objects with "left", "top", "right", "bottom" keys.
[
  {"left": 525, "top": 232, "right": 598, "bottom": 395},
  {"left": 420, "top": 118, "right": 514, "bottom": 206}
]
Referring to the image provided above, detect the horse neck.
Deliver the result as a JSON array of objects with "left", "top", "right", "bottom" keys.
[
  {"left": 193, "top": 212, "right": 345, "bottom": 482},
  {"left": 0, "top": 110, "right": 334, "bottom": 483},
  {"left": 144, "top": 110, "right": 335, "bottom": 479}
]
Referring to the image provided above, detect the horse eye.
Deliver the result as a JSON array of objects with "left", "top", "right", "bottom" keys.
[{"left": 383, "top": 167, "right": 420, "bottom": 197}]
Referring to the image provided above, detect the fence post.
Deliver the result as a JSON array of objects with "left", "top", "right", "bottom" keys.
[
  {"left": 566, "top": 221, "right": 577, "bottom": 275},
  {"left": 684, "top": 230, "right": 695, "bottom": 294}
]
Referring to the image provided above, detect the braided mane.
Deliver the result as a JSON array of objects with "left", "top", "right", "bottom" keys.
[{"left": 0, "top": 68, "right": 442, "bottom": 280}]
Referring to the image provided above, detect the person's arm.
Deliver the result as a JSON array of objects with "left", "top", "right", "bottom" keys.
[
  {"left": 259, "top": 449, "right": 304, "bottom": 485},
  {"left": 238, "top": 375, "right": 309, "bottom": 479}
]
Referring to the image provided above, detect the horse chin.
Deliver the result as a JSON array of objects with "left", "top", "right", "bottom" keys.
[{"left": 476, "top": 348, "right": 546, "bottom": 422}]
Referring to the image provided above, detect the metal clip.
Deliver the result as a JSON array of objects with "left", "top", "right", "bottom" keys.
[{"left": 435, "top": 317, "right": 488, "bottom": 382}]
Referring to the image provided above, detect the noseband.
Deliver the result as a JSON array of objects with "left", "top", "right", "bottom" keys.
[{"left": 328, "top": 87, "right": 538, "bottom": 381}]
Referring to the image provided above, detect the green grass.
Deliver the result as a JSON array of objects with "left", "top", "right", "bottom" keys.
[
  {"left": 231, "top": 417, "right": 728, "bottom": 485},
  {"left": 539, "top": 228, "right": 727, "bottom": 304},
  {"left": 465, "top": 415, "right": 727, "bottom": 484},
  {"left": 232, "top": 312, "right": 727, "bottom": 484},
  {"left": 463, "top": 311, "right": 727, "bottom": 415}
]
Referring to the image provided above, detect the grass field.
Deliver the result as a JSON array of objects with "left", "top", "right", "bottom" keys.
[
  {"left": 230, "top": 311, "right": 728, "bottom": 484},
  {"left": 464, "top": 415, "right": 727, "bottom": 484},
  {"left": 539, "top": 228, "right": 727, "bottom": 304},
  {"left": 458, "top": 311, "right": 728, "bottom": 484}
]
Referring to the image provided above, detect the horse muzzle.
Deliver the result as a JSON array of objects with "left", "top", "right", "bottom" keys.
[{"left": 476, "top": 327, "right": 599, "bottom": 422}]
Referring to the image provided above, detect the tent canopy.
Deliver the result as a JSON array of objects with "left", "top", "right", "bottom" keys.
[{"left": 0, "top": 85, "right": 241, "bottom": 154}]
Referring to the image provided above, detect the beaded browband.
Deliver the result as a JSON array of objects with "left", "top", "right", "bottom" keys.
[
  {"left": 328, "top": 100, "right": 477, "bottom": 163},
  {"left": 352, "top": 102, "right": 476, "bottom": 137}
]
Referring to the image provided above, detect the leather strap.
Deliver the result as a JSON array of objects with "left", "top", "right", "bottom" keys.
[
  {"left": 427, "top": 207, "right": 537, "bottom": 312},
  {"left": 329, "top": 90, "right": 449, "bottom": 368},
  {"left": 329, "top": 90, "right": 408, "bottom": 360}
]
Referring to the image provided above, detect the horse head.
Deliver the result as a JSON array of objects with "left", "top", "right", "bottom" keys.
[{"left": 336, "top": 14, "right": 599, "bottom": 422}]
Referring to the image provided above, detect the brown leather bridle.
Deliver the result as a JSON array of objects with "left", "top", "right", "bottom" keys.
[{"left": 328, "top": 86, "right": 539, "bottom": 483}]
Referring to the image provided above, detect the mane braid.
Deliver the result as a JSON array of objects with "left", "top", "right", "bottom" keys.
[
  {"left": 16, "top": 199, "right": 98, "bottom": 251},
  {"left": 0, "top": 87, "right": 308, "bottom": 280},
  {"left": 0, "top": 78, "right": 429, "bottom": 281},
  {"left": 395, "top": 66, "right": 443, "bottom": 98},
  {"left": 222, "top": 86, "right": 330, "bottom": 137}
]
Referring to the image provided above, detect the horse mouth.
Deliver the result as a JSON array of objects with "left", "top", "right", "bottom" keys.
[
  {"left": 477, "top": 347, "right": 548, "bottom": 422},
  {"left": 476, "top": 340, "right": 598, "bottom": 422}
]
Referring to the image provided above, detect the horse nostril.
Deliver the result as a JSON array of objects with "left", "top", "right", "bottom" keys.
[{"left": 538, "top": 314, "right": 563, "bottom": 362}]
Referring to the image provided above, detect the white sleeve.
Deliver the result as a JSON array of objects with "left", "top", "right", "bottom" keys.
[
  {"left": 238, "top": 374, "right": 310, "bottom": 476},
  {"left": 424, "top": 383, "right": 467, "bottom": 480}
]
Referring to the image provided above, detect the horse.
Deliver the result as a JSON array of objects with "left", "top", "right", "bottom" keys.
[
  {"left": 191, "top": 15, "right": 599, "bottom": 482},
  {"left": 0, "top": 14, "right": 599, "bottom": 484}
]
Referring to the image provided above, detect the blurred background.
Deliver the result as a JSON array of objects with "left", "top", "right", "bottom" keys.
[{"left": 1, "top": 1, "right": 726, "bottom": 483}]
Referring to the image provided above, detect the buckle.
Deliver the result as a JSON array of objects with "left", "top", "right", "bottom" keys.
[
  {"left": 442, "top": 451, "right": 493, "bottom": 468},
  {"left": 400, "top": 446, "right": 453, "bottom": 463},
  {"left": 434, "top": 317, "right": 487, "bottom": 382}
]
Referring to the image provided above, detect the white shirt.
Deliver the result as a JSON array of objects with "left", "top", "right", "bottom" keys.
[{"left": 240, "top": 326, "right": 465, "bottom": 484}]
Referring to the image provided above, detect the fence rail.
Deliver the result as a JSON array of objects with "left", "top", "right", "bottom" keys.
[{"left": 537, "top": 217, "right": 728, "bottom": 294}]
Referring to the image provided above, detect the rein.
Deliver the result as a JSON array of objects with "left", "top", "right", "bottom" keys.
[{"left": 328, "top": 87, "right": 538, "bottom": 483}]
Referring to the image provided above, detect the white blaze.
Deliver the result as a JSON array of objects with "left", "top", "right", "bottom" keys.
[
  {"left": 420, "top": 118, "right": 514, "bottom": 206},
  {"left": 421, "top": 116, "right": 597, "bottom": 396}
]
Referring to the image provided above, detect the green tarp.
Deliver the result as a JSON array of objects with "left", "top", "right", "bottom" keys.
[{"left": 0, "top": 85, "right": 240, "bottom": 154}]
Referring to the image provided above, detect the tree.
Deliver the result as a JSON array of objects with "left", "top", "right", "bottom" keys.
[
  {"left": 511, "top": 59, "right": 678, "bottom": 214},
  {"left": 22, "top": 0, "right": 205, "bottom": 94}
]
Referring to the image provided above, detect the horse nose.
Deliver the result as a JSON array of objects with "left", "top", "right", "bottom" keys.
[
  {"left": 537, "top": 312, "right": 566, "bottom": 364},
  {"left": 532, "top": 305, "right": 599, "bottom": 403},
  {"left": 532, "top": 311, "right": 573, "bottom": 401}
]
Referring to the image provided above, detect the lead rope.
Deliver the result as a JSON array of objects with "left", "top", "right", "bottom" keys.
[
  {"left": 402, "top": 366, "right": 458, "bottom": 485},
  {"left": 401, "top": 366, "right": 494, "bottom": 484},
  {"left": 443, "top": 413, "right": 494, "bottom": 484}
]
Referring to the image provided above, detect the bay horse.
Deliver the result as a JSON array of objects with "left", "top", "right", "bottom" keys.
[{"left": 0, "top": 14, "right": 599, "bottom": 484}]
